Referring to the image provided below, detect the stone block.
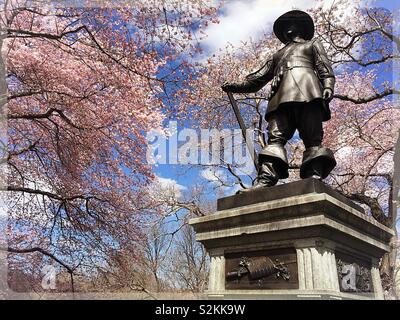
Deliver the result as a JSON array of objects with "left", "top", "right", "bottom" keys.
[{"left": 189, "top": 178, "right": 394, "bottom": 300}]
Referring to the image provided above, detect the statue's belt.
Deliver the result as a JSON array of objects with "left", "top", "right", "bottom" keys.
[{"left": 277, "top": 60, "right": 314, "bottom": 72}]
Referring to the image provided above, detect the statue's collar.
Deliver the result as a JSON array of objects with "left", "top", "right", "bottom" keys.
[{"left": 286, "top": 37, "right": 307, "bottom": 44}]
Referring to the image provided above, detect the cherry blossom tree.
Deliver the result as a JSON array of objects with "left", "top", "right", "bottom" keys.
[
  {"left": 180, "top": 0, "right": 400, "bottom": 297},
  {"left": 2, "top": 0, "right": 399, "bottom": 298},
  {"left": 1, "top": 0, "right": 219, "bottom": 293}
]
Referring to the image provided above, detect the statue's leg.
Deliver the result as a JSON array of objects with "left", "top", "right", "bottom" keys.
[
  {"left": 297, "top": 102, "right": 336, "bottom": 179},
  {"left": 254, "top": 108, "right": 295, "bottom": 188},
  {"left": 247, "top": 162, "right": 279, "bottom": 191},
  {"left": 297, "top": 102, "right": 324, "bottom": 149}
]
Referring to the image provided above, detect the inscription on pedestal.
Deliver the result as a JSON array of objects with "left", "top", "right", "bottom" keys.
[
  {"left": 336, "top": 252, "right": 373, "bottom": 293},
  {"left": 225, "top": 248, "right": 298, "bottom": 290}
]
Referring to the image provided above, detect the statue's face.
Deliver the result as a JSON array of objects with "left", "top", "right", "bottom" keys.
[{"left": 284, "top": 23, "right": 303, "bottom": 42}]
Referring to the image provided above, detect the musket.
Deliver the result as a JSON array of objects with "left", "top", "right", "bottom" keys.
[
  {"left": 226, "top": 256, "right": 294, "bottom": 281},
  {"left": 227, "top": 91, "right": 259, "bottom": 172}
]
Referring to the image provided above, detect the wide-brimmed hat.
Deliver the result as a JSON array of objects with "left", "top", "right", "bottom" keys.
[{"left": 273, "top": 10, "right": 315, "bottom": 43}]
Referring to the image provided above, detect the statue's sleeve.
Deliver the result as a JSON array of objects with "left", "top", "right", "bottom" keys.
[
  {"left": 312, "top": 39, "right": 335, "bottom": 92},
  {"left": 229, "top": 59, "right": 274, "bottom": 93}
]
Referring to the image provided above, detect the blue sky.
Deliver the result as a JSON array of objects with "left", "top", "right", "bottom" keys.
[
  {"left": 375, "top": 0, "right": 398, "bottom": 10},
  {"left": 152, "top": 0, "right": 399, "bottom": 220}
]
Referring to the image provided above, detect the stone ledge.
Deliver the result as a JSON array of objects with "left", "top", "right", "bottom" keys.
[
  {"left": 217, "top": 178, "right": 363, "bottom": 212},
  {"left": 190, "top": 193, "right": 394, "bottom": 245},
  {"left": 205, "top": 289, "right": 378, "bottom": 300},
  {"left": 195, "top": 214, "right": 390, "bottom": 253}
]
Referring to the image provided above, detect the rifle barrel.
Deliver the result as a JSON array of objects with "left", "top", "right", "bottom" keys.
[{"left": 227, "top": 91, "right": 258, "bottom": 171}]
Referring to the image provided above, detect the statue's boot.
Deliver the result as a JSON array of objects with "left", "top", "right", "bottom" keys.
[
  {"left": 237, "top": 144, "right": 289, "bottom": 194},
  {"left": 258, "top": 144, "right": 289, "bottom": 180},
  {"left": 237, "top": 162, "right": 279, "bottom": 194},
  {"left": 300, "top": 146, "right": 336, "bottom": 180}
]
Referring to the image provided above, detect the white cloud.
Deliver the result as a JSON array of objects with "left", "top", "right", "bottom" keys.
[
  {"left": 199, "top": 0, "right": 321, "bottom": 54},
  {"left": 200, "top": 167, "right": 249, "bottom": 195},
  {"left": 200, "top": 167, "right": 227, "bottom": 183},
  {"left": 153, "top": 176, "right": 187, "bottom": 198}
]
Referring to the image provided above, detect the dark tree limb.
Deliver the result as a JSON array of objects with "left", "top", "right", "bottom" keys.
[
  {"left": 2, "top": 246, "right": 76, "bottom": 292},
  {"left": 347, "top": 193, "right": 389, "bottom": 226},
  {"left": 6, "top": 26, "right": 87, "bottom": 40},
  {"left": 9, "top": 108, "right": 108, "bottom": 130},
  {"left": 6, "top": 185, "right": 106, "bottom": 204},
  {"left": 334, "top": 88, "right": 399, "bottom": 104}
]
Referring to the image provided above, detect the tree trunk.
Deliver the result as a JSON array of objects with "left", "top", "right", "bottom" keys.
[{"left": 381, "top": 130, "right": 400, "bottom": 298}]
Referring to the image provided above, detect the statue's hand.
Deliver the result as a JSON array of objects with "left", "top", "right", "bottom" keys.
[
  {"left": 323, "top": 88, "right": 333, "bottom": 101},
  {"left": 221, "top": 81, "right": 234, "bottom": 93}
]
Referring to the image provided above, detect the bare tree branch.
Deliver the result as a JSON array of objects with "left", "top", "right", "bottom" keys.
[{"left": 334, "top": 88, "right": 399, "bottom": 104}]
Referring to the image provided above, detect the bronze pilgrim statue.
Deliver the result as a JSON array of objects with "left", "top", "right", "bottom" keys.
[{"left": 222, "top": 10, "right": 337, "bottom": 192}]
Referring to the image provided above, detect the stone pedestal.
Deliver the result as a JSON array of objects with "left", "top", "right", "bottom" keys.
[{"left": 189, "top": 178, "right": 393, "bottom": 300}]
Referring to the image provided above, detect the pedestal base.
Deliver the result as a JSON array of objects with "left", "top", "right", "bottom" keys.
[{"left": 189, "top": 178, "right": 393, "bottom": 300}]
